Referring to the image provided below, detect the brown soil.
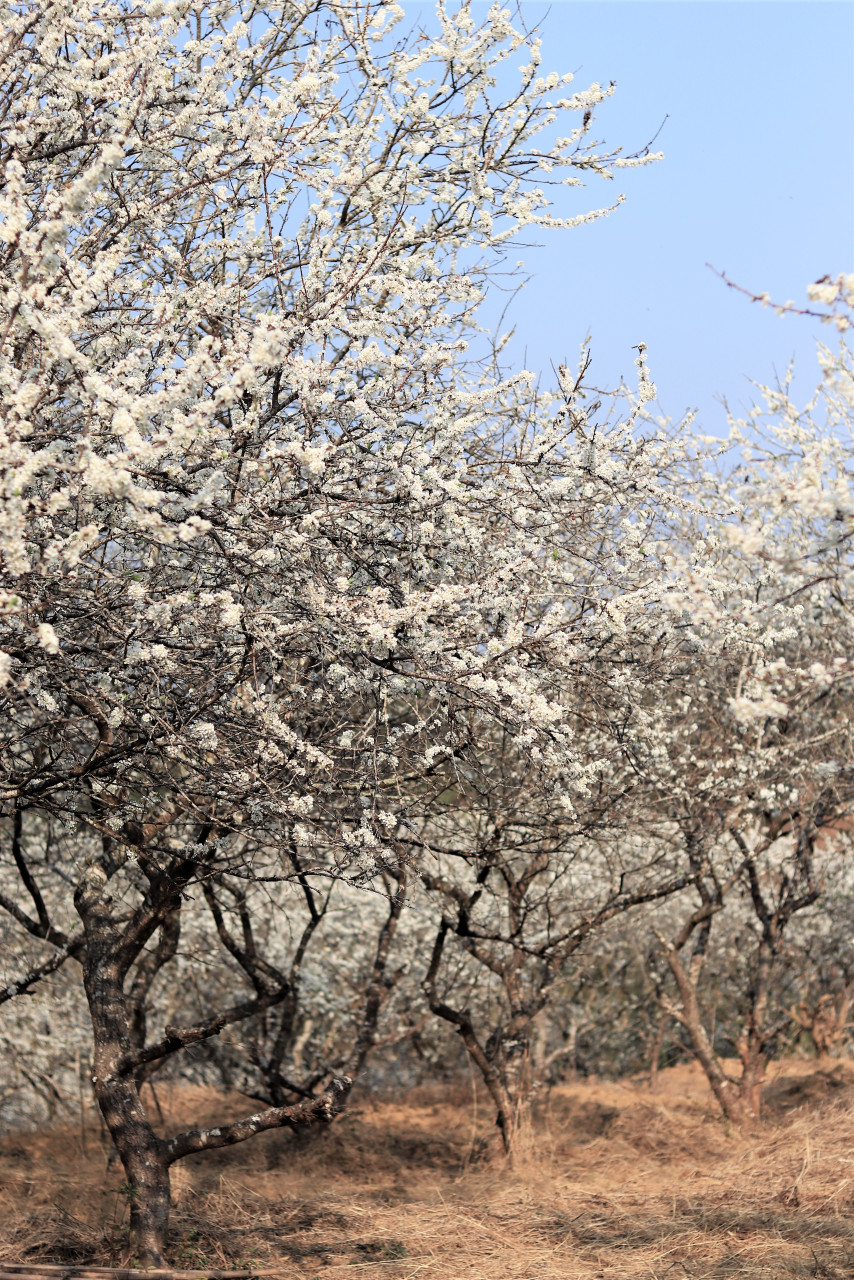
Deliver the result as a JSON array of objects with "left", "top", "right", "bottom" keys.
[{"left": 2, "top": 1059, "right": 854, "bottom": 1279}]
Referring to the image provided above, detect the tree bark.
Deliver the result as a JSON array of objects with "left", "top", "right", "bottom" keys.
[
  {"left": 74, "top": 854, "right": 173, "bottom": 1265},
  {"left": 659, "top": 938, "right": 748, "bottom": 1125},
  {"left": 103, "top": 1082, "right": 171, "bottom": 1267},
  {"left": 735, "top": 937, "right": 773, "bottom": 1120},
  {"left": 347, "top": 863, "right": 406, "bottom": 1078},
  {"left": 89, "top": 1018, "right": 172, "bottom": 1262},
  {"left": 71, "top": 837, "right": 353, "bottom": 1263},
  {"left": 82, "top": 961, "right": 170, "bottom": 1259},
  {"left": 648, "top": 1011, "right": 667, "bottom": 1093}
]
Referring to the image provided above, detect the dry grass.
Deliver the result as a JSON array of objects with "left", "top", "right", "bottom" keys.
[{"left": 2, "top": 1060, "right": 854, "bottom": 1279}]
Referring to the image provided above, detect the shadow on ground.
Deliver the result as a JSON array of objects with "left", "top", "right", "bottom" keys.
[{"left": 2, "top": 1060, "right": 854, "bottom": 1279}]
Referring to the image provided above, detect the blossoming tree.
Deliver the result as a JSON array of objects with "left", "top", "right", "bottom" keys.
[
  {"left": 637, "top": 282, "right": 854, "bottom": 1121},
  {"left": 0, "top": 0, "right": 672, "bottom": 1261}
]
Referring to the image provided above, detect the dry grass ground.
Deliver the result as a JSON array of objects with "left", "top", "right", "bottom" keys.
[{"left": 2, "top": 1060, "right": 854, "bottom": 1279}]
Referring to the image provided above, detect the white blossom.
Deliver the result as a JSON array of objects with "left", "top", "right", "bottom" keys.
[{"left": 36, "top": 623, "right": 59, "bottom": 654}]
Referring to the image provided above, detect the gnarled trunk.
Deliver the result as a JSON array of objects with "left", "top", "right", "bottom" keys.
[
  {"left": 95, "top": 1075, "right": 171, "bottom": 1266},
  {"left": 85, "top": 966, "right": 173, "bottom": 1264},
  {"left": 76, "top": 857, "right": 174, "bottom": 1265},
  {"left": 74, "top": 847, "right": 353, "bottom": 1264}
]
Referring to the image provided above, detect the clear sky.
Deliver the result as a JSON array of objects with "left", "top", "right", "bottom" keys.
[{"left": 465, "top": 0, "right": 854, "bottom": 433}]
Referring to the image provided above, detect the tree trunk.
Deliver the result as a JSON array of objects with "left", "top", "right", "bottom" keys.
[
  {"left": 423, "top": 920, "right": 517, "bottom": 1156},
  {"left": 530, "top": 1009, "right": 547, "bottom": 1085},
  {"left": 100, "top": 1079, "right": 171, "bottom": 1265},
  {"left": 73, "top": 849, "right": 352, "bottom": 1265},
  {"left": 648, "top": 1011, "right": 667, "bottom": 1093},
  {"left": 736, "top": 1027, "right": 765, "bottom": 1121},
  {"left": 88, "top": 1013, "right": 172, "bottom": 1264},
  {"left": 565, "top": 1018, "right": 579, "bottom": 1080},
  {"left": 475, "top": 1009, "right": 538, "bottom": 1157},
  {"left": 661, "top": 943, "right": 748, "bottom": 1125},
  {"left": 736, "top": 937, "right": 772, "bottom": 1120},
  {"left": 468, "top": 1028, "right": 517, "bottom": 1156},
  {"left": 76, "top": 866, "right": 174, "bottom": 1265}
]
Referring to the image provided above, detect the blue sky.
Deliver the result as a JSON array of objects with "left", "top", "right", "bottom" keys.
[{"left": 466, "top": 0, "right": 854, "bottom": 433}]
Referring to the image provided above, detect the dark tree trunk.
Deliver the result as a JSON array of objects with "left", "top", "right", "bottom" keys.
[
  {"left": 72, "top": 841, "right": 353, "bottom": 1264},
  {"left": 97, "top": 1077, "right": 171, "bottom": 1265},
  {"left": 75, "top": 851, "right": 175, "bottom": 1265},
  {"left": 735, "top": 937, "right": 774, "bottom": 1120},
  {"left": 84, "top": 969, "right": 173, "bottom": 1264}
]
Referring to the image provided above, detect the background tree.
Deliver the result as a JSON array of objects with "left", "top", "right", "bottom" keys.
[
  {"left": 417, "top": 750, "right": 688, "bottom": 1152},
  {"left": 627, "top": 317, "right": 854, "bottom": 1121}
]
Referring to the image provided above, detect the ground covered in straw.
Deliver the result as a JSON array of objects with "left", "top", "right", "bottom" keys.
[{"left": 2, "top": 1060, "right": 854, "bottom": 1279}]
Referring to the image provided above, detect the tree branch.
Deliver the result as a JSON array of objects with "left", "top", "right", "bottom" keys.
[
  {"left": 0, "top": 933, "right": 84, "bottom": 1005},
  {"left": 162, "top": 1075, "right": 352, "bottom": 1164},
  {"left": 119, "top": 985, "right": 290, "bottom": 1075}
]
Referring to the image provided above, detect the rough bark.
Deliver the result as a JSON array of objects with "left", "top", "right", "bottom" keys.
[
  {"left": 735, "top": 937, "right": 773, "bottom": 1119},
  {"left": 75, "top": 854, "right": 173, "bottom": 1265}
]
